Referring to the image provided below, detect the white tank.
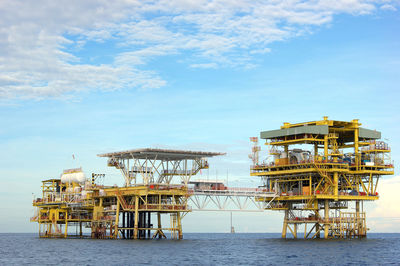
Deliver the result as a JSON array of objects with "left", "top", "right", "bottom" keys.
[
  {"left": 75, "top": 172, "right": 86, "bottom": 183},
  {"left": 280, "top": 152, "right": 287, "bottom": 158},
  {"left": 61, "top": 171, "right": 86, "bottom": 184},
  {"left": 61, "top": 173, "right": 70, "bottom": 183}
]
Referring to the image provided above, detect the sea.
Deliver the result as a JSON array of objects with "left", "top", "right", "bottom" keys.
[{"left": 1, "top": 233, "right": 399, "bottom": 265}]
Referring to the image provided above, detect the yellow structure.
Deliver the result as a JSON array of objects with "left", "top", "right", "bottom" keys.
[
  {"left": 251, "top": 117, "right": 394, "bottom": 239},
  {"left": 31, "top": 149, "right": 224, "bottom": 239}
]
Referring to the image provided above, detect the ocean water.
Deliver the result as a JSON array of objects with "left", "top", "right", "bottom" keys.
[{"left": 1, "top": 233, "right": 399, "bottom": 265}]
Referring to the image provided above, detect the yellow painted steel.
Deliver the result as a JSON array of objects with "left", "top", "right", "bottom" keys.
[
  {"left": 31, "top": 149, "right": 218, "bottom": 240},
  {"left": 32, "top": 181, "right": 193, "bottom": 239},
  {"left": 255, "top": 117, "right": 394, "bottom": 239}
]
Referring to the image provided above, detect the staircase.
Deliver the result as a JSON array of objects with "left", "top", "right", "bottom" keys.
[{"left": 116, "top": 190, "right": 133, "bottom": 210}]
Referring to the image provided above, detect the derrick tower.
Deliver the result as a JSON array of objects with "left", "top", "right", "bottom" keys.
[
  {"left": 32, "top": 148, "right": 224, "bottom": 239},
  {"left": 251, "top": 117, "right": 394, "bottom": 239}
]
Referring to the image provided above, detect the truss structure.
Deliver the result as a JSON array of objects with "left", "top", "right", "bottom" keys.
[
  {"left": 98, "top": 148, "right": 224, "bottom": 186},
  {"left": 32, "top": 148, "right": 225, "bottom": 240},
  {"left": 189, "top": 189, "right": 277, "bottom": 212},
  {"left": 252, "top": 117, "right": 394, "bottom": 239}
]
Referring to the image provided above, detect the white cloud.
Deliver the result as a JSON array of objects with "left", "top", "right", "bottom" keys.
[
  {"left": 0, "top": 0, "right": 398, "bottom": 99},
  {"left": 368, "top": 175, "right": 400, "bottom": 232},
  {"left": 190, "top": 63, "right": 218, "bottom": 69},
  {"left": 380, "top": 4, "right": 397, "bottom": 11}
]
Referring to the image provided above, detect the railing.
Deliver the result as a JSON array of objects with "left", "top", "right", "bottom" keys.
[
  {"left": 361, "top": 141, "right": 390, "bottom": 151},
  {"left": 250, "top": 160, "right": 393, "bottom": 172},
  {"left": 189, "top": 187, "right": 275, "bottom": 194},
  {"left": 251, "top": 160, "right": 348, "bottom": 169},
  {"left": 146, "top": 184, "right": 186, "bottom": 190},
  {"left": 276, "top": 191, "right": 379, "bottom": 197},
  {"left": 33, "top": 192, "right": 94, "bottom": 205},
  {"left": 139, "top": 204, "right": 191, "bottom": 211}
]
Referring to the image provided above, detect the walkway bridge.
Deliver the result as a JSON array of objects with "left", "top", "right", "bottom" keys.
[{"left": 189, "top": 186, "right": 277, "bottom": 212}]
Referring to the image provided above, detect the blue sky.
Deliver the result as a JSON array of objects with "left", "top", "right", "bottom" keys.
[{"left": 0, "top": 1, "right": 399, "bottom": 233}]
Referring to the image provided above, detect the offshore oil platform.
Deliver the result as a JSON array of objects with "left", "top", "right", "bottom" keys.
[
  {"left": 251, "top": 117, "right": 394, "bottom": 238},
  {"left": 31, "top": 117, "right": 394, "bottom": 239},
  {"left": 31, "top": 149, "right": 224, "bottom": 239}
]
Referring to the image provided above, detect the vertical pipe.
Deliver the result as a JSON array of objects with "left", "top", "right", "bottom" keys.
[
  {"left": 145, "top": 212, "right": 148, "bottom": 239},
  {"left": 138, "top": 212, "right": 141, "bottom": 238},
  {"left": 157, "top": 212, "right": 162, "bottom": 239},
  {"left": 334, "top": 172, "right": 339, "bottom": 200},
  {"left": 284, "top": 145, "right": 289, "bottom": 164},
  {"left": 353, "top": 119, "right": 359, "bottom": 170},
  {"left": 147, "top": 212, "right": 151, "bottom": 238},
  {"left": 115, "top": 198, "right": 120, "bottom": 239},
  {"left": 131, "top": 212, "right": 134, "bottom": 239},
  {"left": 139, "top": 212, "right": 146, "bottom": 238},
  {"left": 177, "top": 212, "right": 183, "bottom": 239},
  {"left": 64, "top": 211, "right": 68, "bottom": 238},
  {"left": 142, "top": 212, "right": 145, "bottom": 238},
  {"left": 122, "top": 212, "right": 125, "bottom": 239},
  {"left": 324, "top": 135, "right": 328, "bottom": 161},
  {"left": 282, "top": 209, "right": 288, "bottom": 238},
  {"left": 315, "top": 201, "right": 320, "bottom": 239},
  {"left": 126, "top": 212, "right": 128, "bottom": 239},
  {"left": 143, "top": 212, "right": 146, "bottom": 238},
  {"left": 128, "top": 212, "right": 131, "bottom": 239},
  {"left": 356, "top": 201, "right": 360, "bottom": 236},
  {"left": 324, "top": 200, "right": 329, "bottom": 239},
  {"left": 126, "top": 212, "right": 129, "bottom": 239},
  {"left": 314, "top": 144, "right": 318, "bottom": 160},
  {"left": 134, "top": 196, "right": 139, "bottom": 239}
]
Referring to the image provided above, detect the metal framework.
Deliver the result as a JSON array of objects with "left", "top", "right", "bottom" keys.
[
  {"left": 189, "top": 188, "right": 277, "bottom": 212},
  {"left": 31, "top": 149, "right": 224, "bottom": 239},
  {"left": 252, "top": 117, "right": 394, "bottom": 238},
  {"left": 31, "top": 118, "right": 394, "bottom": 240}
]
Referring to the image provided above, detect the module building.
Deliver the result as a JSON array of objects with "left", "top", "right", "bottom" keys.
[{"left": 251, "top": 117, "right": 394, "bottom": 239}]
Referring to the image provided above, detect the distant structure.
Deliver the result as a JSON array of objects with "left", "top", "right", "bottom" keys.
[
  {"left": 251, "top": 117, "right": 394, "bottom": 239},
  {"left": 230, "top": 212, "right": 235, "bottom": 233},
  {"left": 31, "top": 149, "right": 224, "bottom": 239}
]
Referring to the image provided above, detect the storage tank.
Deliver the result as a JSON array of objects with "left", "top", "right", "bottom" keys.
[
  {"left": 75, "top": 172, "right": 86, "bottom": 183},
  {"left": 61, "top": 171, "right": 86, "bottom": 184},
  {"left": 61, "top": 173, "right": 72, "bottom": 183}
]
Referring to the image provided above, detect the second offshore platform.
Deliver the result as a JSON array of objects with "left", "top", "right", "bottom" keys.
[{"left": 31, "top": 117, "right": 394, "bottom": 239}]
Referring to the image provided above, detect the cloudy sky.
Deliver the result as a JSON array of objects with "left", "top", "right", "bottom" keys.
[{"left": 0, "top": 0, "right": 399, "bottom": 233}]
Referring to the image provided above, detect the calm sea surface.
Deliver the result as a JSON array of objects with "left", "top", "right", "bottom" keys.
[{"left": 1, "top": 233, "right": 399, "bottom": 265}]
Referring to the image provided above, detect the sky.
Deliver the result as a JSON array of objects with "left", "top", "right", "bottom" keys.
[{"left": 0, "top": 0, "right": 399, "bottom": 233}]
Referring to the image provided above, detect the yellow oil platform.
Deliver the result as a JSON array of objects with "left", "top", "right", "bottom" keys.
[
  {"left": 251, "top": 117, "right": 394, "bottom": 239},
  {"left": 31, "top": 149, "right": 224, "bottom": 239}
]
